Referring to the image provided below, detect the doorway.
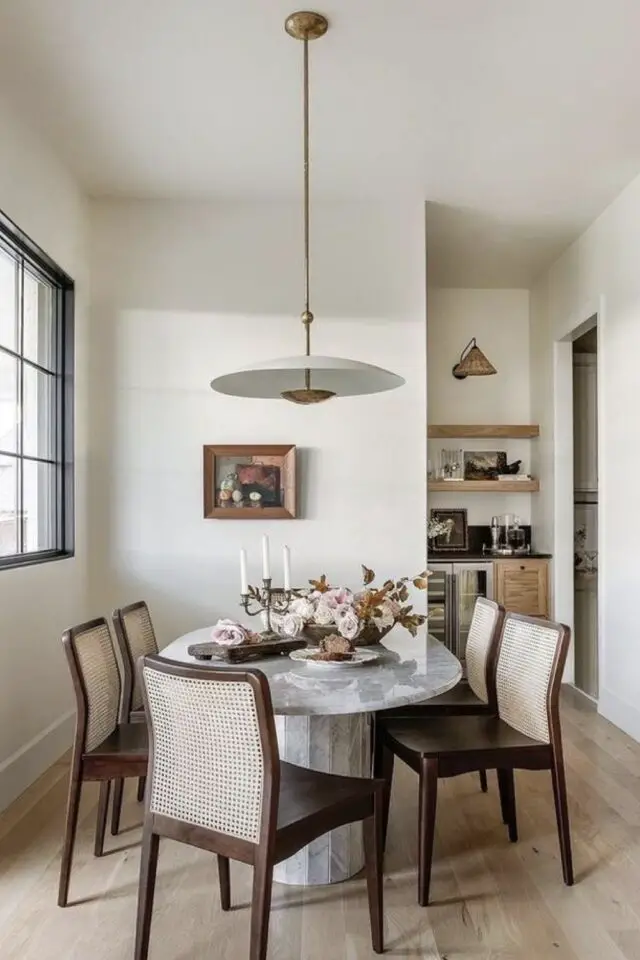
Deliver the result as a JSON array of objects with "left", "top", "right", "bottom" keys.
[{"left": 572, "top": 322, "right": 598, "bottom": 699}]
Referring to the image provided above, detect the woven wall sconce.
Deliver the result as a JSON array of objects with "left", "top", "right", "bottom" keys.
[{"left": 452, "top": 338, "right": 497, "bottom": 379}]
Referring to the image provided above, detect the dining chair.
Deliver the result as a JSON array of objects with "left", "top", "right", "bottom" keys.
[
  {"left": 374, "top": 612, "right": 573, "bottom": 905},
  {"left": 110, "top": 600, "right": 158, "bottom": 835},
  {"left": 375, "top": 596, "right": 505, "bottom": 800},
  {"left": 58, "top": 617, "right": 148, "bottom": 907},
  {"left": 134, "top": 655, "right": 385, "bottom": 960}
]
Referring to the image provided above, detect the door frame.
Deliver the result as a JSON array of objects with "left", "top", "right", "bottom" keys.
[{"left": 553, "top": 295, "right": 605, "bottom": 694}]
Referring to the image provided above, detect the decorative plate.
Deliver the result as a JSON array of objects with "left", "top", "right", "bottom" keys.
[{"left": 289, "top": 648, "right": 382, "bottom": 669}]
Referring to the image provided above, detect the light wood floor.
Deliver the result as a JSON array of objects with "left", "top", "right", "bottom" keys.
[{"left": 2, "top": 692, "right": 640, "bottom": 959}]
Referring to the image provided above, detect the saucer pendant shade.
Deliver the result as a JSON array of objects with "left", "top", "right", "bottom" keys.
[
  {"left": 452, "top": 338, "right": 497, "bottom": 379},
  {"left": 209, "top": 11, "right": 404, "bottom": 404},
  {"left": 211, "top": 355, "right": 405, "bottom": 399}
]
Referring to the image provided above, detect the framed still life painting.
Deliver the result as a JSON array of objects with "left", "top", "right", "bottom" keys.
[{"left": 203, "top": 444, "right": 297, "bottom": 519}]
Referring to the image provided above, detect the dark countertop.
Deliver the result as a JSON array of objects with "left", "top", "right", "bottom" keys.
[{"left": 428, "top": 552, "right": 552, "bottom": 562}]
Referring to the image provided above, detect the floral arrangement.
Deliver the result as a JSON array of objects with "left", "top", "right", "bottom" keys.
[
  {"left": 276, "top": 565, "right": 431, "bottom": 642},
  {"left": 428, "top": 516, "right": 455, "bottom": 542}
]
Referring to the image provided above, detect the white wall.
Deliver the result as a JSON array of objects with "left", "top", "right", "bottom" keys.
[
  {"left": 531, "top": 169, "right": 640, "bottom": 740},
  {"left": 0, "top": 95, "right": 88, "bottom": 810},
  {"left": 87, "top": 200, "right": 427, "bottom": 640},
  {"left": 427, "top": 288, "right": 533, "bottom": 525}
]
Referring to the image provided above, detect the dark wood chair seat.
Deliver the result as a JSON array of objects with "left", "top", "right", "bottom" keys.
[
  {"left": 86, "top": 723, "right": 149, "bottom": 765},
  {"left": 275, "top": 762, "right": 378, "bottom": 859},
  {"left": 382, "top": 715, "right": 548, "bottom": 766},
  {"left": 378, "top": 680, "right": 486, "bottom": 719}
]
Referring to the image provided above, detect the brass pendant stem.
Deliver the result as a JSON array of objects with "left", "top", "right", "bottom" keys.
[
  {"left": 285, "top": 12, "right": 330, "bottom": 404},
  {"left": 303, "top": 36, "right": 310, "bottom": 321}
]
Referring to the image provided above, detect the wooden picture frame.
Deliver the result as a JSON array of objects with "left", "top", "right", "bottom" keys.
[
  {"left": 429, "top": 508, "right": 468, "bottom": 552},
  {"left": 203, "top": 444, "right": 297, "bottom": 520}
]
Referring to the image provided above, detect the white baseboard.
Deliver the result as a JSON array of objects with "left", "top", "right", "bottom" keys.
[
  {"left": 0, "top": 711, "right": 74, "bottom": 813},
  {"left": 599, "top": 688, "right": 640, "bottom": 743}
]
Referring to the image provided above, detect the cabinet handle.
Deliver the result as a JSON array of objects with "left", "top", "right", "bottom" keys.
[{"left": 520, "top": 565, "right": 525, "bottom": 570}]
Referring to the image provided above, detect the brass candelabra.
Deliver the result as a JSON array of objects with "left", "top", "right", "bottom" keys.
[{"left": 240, "top": 579, "right": 293, "bottom": 640}]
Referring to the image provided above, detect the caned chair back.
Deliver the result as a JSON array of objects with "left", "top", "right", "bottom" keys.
[
  {"left": 62, "top": 618, "right": 121, "bottom": 753},
  {"left": 464, "top": 597, "right": 504, "bottom": 707},
  {"left": 113, "top": 601, "right": 159, "bottom": 713},
  {"left": 495, "top": 613, "right": 570, "bottom": 743},
  {"left": 140, "top": 655, "right": 279, "bottom": 845}
]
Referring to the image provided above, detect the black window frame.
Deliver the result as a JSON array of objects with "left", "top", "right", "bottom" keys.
[{"left": 0, "top": 207, "right": 74, "bottom": 570}]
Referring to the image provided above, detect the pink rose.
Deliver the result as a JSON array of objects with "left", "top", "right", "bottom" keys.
[{"left": 211, "top": 619, "right": 248, "bottom": 646}]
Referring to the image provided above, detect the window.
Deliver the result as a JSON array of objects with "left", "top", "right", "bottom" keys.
[{"left": 0, "top": 209, "right": 74, "bottom": 568}]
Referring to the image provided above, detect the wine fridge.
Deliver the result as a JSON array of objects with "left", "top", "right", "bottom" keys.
[{"left": 427, "top": 562, "right": 494, "bottom": 663}]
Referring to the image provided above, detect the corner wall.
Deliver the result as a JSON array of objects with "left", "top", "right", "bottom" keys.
[
  {"left": 531, "top": 170, "right": 640, "bottom": 740},
  {"left": 87, "top": 200, "right": 427, "bottom": 641},
  {"left": 0, "top": 95, "right": 88, "bottom": 810}
]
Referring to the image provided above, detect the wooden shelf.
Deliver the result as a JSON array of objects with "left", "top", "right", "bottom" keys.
[
  {"left": 428, "top": 424, "right": 540, "bottom": 439},
  {"left": 428, "top": 480, "right": 540, "bottom": 493}
]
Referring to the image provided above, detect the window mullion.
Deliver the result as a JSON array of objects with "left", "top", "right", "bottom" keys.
[{"left": 17, "top": 257, "right": 24, "bottom": 554}]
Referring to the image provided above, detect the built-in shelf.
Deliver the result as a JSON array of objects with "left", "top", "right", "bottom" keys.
[
  {"left": 428, "top": 424, "right": 540, "bottom": 439},
  {"left": 428, "top": 479, "right": 540, "bottom": 493}
]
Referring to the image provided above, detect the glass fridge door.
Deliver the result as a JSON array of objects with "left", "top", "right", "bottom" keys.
[
  {"left": 427, "top": 565, "right": 450, "bottom": 646},
  {"left": 453, "top": 564, "right": 493, "bottom": 664}
]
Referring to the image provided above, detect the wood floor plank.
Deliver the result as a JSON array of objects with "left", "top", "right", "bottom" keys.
[{"left": 2, "top": 694, "right": 640, "bottom": 958}]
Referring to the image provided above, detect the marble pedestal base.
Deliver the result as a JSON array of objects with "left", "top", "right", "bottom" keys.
[{"left": 274, "top": 713, "right": 370, "bottom": 885}]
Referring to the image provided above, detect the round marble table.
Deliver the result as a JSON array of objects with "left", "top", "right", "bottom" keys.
[{"left": 159, "top": 626, "right": 461, "bottom": 886}]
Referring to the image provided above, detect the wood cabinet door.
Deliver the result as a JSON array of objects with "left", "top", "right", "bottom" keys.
[{"left": 494, "top": 560, "right": 550, "bottom": 617}]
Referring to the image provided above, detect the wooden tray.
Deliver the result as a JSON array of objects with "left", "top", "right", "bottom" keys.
[{"left": 187, "top": 636, "right": 306, "bottom": 663}]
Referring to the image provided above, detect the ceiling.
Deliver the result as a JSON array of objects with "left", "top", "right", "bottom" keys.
[{"left": 1, "top": 0, "right": 640, "bottom": 286}]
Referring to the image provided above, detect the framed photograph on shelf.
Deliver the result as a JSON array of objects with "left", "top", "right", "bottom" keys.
[
  {"left": 203, "top": 444, "right": 297, "bottom": 519},
  {"left": 463, "top": 450, "right": 507, "bottom": 480},
  {"left": 429, "top": 508, "right": 468, "bottom": 552}
]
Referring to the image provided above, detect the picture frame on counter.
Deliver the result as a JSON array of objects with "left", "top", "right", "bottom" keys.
[{"left": 429, "top": 508, "right": 468, "bottom": 552}]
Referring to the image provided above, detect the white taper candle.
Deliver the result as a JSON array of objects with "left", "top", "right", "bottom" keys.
[
  {"left": 240, "top": 548, "right": 248, "bottom": 595},
  {"left": 262, "top": 535, "right": 271, "bottom": 580},
  {"left": 283, "top": 545, "right": 291, "bottom": 591}
]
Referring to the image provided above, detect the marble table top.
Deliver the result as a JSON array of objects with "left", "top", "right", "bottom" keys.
[{"left": 159, "top": 625, "right": 462, "bottom": 716}]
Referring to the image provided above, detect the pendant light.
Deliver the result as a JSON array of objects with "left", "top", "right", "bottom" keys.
[
  {"left": 452, "top": 338, "right": 497, "bottom": 380},
  {"left": 210, "top": 11, "right": 405, "bottom": 404}
]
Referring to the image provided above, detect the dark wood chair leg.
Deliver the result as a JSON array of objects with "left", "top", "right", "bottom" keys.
[
  {"left": 137, "top": 777, "right": 146, "bottom": 803},
  {"left": 418, "top": 757, "right": 438, "bottom": 907},
  {"left": 373, "top": 734, "right": 395, "bottom": 852},
  {"left": 58, "top": 772, "right": 83, "bottom": 907},
  {"left": 497, "top": 768, "right": 518, "bottom": 842},
  {"left": 550, "top": 752, "right": 574, "bottom": 886},
  {"left": 363, "top": 799, "right": 384, "bottom": 954},
  {"left": 218, "top": 855, "right": 231, "bottom": 911},
  {"left": 94, "top": 780, "right": 111, "bottom": 857},
  {"left": 479, "top": 769, "right": 488, "bottom": 793},
  {"left": 111, "top": 779, "right": 124, "bottom": 836},
  {"left": 249, "top": 854, "right": 273, "bottom": 960},
  {"left": 134, "top": 827, "right": 160, "bottom": 960}
]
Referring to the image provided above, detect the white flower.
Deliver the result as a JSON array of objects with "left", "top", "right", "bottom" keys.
[
  {"left": 211, "top": 619, "right": 248, "bottom": 646},
  {"left": 338, "top": 609, "right": 361, "bottom": 641},
  {"left": 334, "top": 601, "right": 356, "bottom": 622},
  {"left": 373, "top": 602, "right": 395, "bottom": 630},
  {"left": 280, "top": 613, "right": 305, "bottom": 637},
  {"left": 290, "top": 597, "right": 315, "bottom": 621},
  {"left": 313, "top": 602, "right": 335, "bottom": 626},
  {"left": 323, "top": 587, "right": 354, "bottom": 609}
]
